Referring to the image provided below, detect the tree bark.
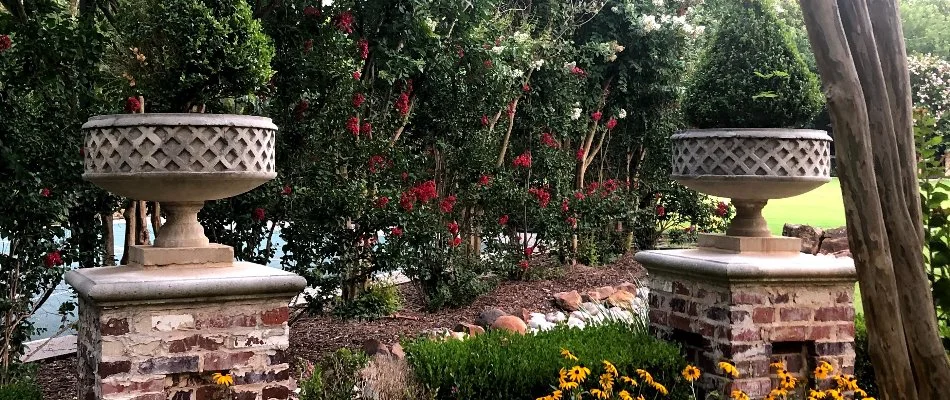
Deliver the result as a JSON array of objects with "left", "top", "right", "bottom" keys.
[
  {"left": 102, "top": 213, "right": 114, "bottom": 266},
  {"left": 136, "top": 200, "right": 150, "bottom": 246},
  {"left": 120, "top": 201, "right": 135, "bottom": 265}
]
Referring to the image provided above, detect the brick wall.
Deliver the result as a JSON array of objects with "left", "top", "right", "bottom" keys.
[
  {"left": 649, "top": 273, "right": 856, "bottom": 398},
  {"left": 78, "top": 296, "right": 295, "bottom": 400}
]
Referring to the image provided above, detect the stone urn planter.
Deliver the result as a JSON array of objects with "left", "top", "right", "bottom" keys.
[
  {"left": 671, "top": 128, "right": 832, "bottom": 237},
  {"left": 82, "top": 113, "right": 277, "bottom": 247}
]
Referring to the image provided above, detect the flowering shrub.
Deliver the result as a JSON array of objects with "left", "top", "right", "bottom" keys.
[{"left": 908, "top": 54, "right": 950, "bottom": 138}]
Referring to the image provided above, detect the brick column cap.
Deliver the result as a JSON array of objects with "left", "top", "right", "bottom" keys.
[{"left": 636, "top": 249, "right": 855, "bottom": 284}]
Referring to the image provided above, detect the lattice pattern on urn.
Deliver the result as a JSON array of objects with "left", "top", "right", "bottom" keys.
[
  {"left": 84, "top": 125, "right": 276, "bottom": 174},
  {"left": 672, "top": 137, "right": 831, "bottom": 177}
]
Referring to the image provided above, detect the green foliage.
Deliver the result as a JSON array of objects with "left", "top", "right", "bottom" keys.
[
  {"left": 297, "top": 349, "right": 369, "bottom": 400},
  {"left": 0, "top": 381, "right": 41, "bottom": 400},
  {"left": 113, "top": 0, "right": 275, "bottom": 111},
  {"left": 406, "top": 323, "right": 689, "bottom": 400},
  {"left": 682, "top": 0, "right": 822, "bottom": 128},
  {"left": 332, "top": 281, "right": 403, "bottom": 320},
  {"left": 853, "top": 315, "right": 878, "bottom": 398},
  {"left": 901, "top": 0, "right": 950, "bottom": 59}
]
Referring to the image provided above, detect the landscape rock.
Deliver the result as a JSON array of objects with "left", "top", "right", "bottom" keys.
[
  {"left": 475, "top": 307, "right": 508, "bottom": 328},
  {"left": 782, "top": 223, "right": 824, "bottom": 255},
  {"left": 616, "top": 281, "right": 638, "bottom": 293},
  {"left": 554, "top": 290, "right": 583, "bottom": 311},
  {"left": 607, "top": 290, "right": 636, "bottom": 309},
  {"left": 363, "top": 339, "right": 390, "bottom": 358},
  {"left": 823, "top": 226, "right": 848, "bottom": 239},
  {"left": 527, "top": 314, "right": 555, "bottom": 332},
  {"left": 449, "top": 332, "right": 468, "bottom": 341},
  {"left": 567, "top": 316, "right": 586, "bottom": 329},
  {"left": 819, "top": 236, "right": 849, "bottom": 255},
  {"left": 390, "top": 343, "right": 405, "bottom": 359},
  {"left": 491, "top": 315, "right": 527, "bottom": 335},
  {"left": 583, "top": 286, "right": 617, "bottom": 303},
  {"left": 833, "top": 250, "right": 852, "bottom": 259},
  {"left": 580, "top": 302, "right": 601, "bottom": 316},
  {"left": 546, "top": 311, "right": 566, "bottom": 323},
  {"left": 454, "top": 322, "right": 486, "bottom": 336},
  {"left": 421, "top": 327, "right": 452, "bottom": 340}
]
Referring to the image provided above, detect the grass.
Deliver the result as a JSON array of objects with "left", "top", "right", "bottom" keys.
[{"left": 762, "top": 177, "right": 846, "bottom": 235}]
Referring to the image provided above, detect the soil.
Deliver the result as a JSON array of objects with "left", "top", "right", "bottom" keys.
[{"left": 35, "top": 254, "right": 645, "bottom": 399}]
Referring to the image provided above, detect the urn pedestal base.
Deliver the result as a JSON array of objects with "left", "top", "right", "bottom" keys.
[
  {"left": 636, "top": 248, "right": 856, "bottom": 398},
  {"left": 66, "top": 252, "right": 307, "bottom": 400}
]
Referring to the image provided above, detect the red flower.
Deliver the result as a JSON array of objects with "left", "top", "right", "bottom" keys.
[
  {"left": 524, "top": 246, "right": 534, "bottom": 257},
  {"left": 125, "top": 96, "right": 141, "bottom": 113},
  {"left": 304, "top": 5, "right": 320, "bottom": 17},
  {"left": 346, "top": 117, "right": 361, "bottom": 136},
  {"left": 361, "top": 122, "right": 372, "bottom": 135},
  {"left": 574, "top": 191, "right": 585, "bottom": 200},
  {"left": 368, "top": 155, "right": 386, "bottom": 173},
  {"left": 40, "top": 188, "right": 51, "bottom": 198},
  {"left": 528, "top": 187, "right": 551, "bottom": 208},
  {"left": 570, "top": 66, "right": 586, "bottom": 77},
  {"left": 512, "top": 151, "right": 532, "bottom": 168},
  {"left": 591, "top": 111, "right": 602, "bottom": 122},
  {"left": 499, "top": 214, "right": 509, "bottom": 225},
  {"left": 566, "top": 217, "right": 578, "bottom": 229},
  {"left": 656, "top": 205, "right": 666, "bottom": 217},
  {"left": 375, "top": 196, "right": 390, "bottom": 208},
  {"left": 519, "top": 260, "right": 530, "bottom": 270},
  {"left": 484, "top": 59, "right": 493, "bottom": 69},
  {"left": 358, "top": 39, "right": 369, "bottom": 60},
  {"left": 252, "top": 208, "right": 266, "bottom": 222},
  {"left": 447, "top": 221, "right": 459, "bottom": 235},
  {"left": 440, "top": 195, "right": 457, "bottom": 213},
  {"left": 506, "top": 100, "right": 516, "bottom": 118},
  {"left": 390, "top": 226, "right": 404, "bottom": 236},
  {"left": 304, "top": 39, "right": 314, "bottom": 52},
  {"left": 716, "top": 201, "right": 729, "bottom": 217},
  {"left": 450, "top": 236, "right": 463, "bottom": 247},
  {"left": 353, "top": 92, "right": 365, "bottom": 108},
  {"left": 400, "top": 191, "right": 416, "bottom": 211},
  {"left": 603, "top": 179, "right": 620, "bottom": 193},
  {"left": 561, "top": 199, "right": 569, "bottom": 213},
  {"left": 404, "top": 180, "right": 438, "bottom": 207},
  {"left": 478, "top": 174, "right": 491, "bottom": 186},
  {"left": 281, "top": 185, "right": 293, "bottom": 196},
  {"left": 481, "top": 115, "right": 490, "bottom": 126},
  {"left": 43, "top": 251, "right": 63, "bottom": 268},
  {"left": 0, "top": 35, "right": 11, "bottom": 52},
  {"left": 522, "top": 84, "right": 531, "bottom": 92},
  {"left": 576, "top": 148, "right": 585, "bottom": 160},
  {"left": 541, "top": 132, "right": 559, "bottom": 149},
  {"left": 401, "top": 171, "right": 409, "bottom": 181},
  {"left": 586, "top": 181, "right": 600, "bottom": 196},
  {"left": 395, "top": 92, "right": 411, "bottom": 116},
  {"left": 606, "top": 117, "right": 618, "bottom": 130},
  {"left": 335, "top": 11, "right": 355, "bottom": 34},
  {"left": 353, "top": 70, "right": 362, "bottom": 80}
]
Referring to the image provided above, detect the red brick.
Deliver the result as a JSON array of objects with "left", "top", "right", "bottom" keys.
[
  {"left": 137, "top": 356, "right": 199, "bottom": 374},
  {"left": 730, "top": 310, "right": 750, "bottom": 323},
  {"left": 233, "top": 391, "right": 258, "bottom": 400},
  {"left": 731, "top": 291, "right": 765, "bottom": 305},
  {"left": 779, "top": 307, "right": 813, "bottom": 322},
  {"left": 837, "top": 323, "right": 856, "bottom": 340},
  {"left": 195, "top": 385, "right": 222, "bottom": 400},
  {"left": 815, "top": 306, "right": 854, "bottom": 322},
  {"left": 835, "top": 290, "right": 853, "bottom": 303},
  {"left": 673, "top": 281, "right": 691, "bottom": 296},
  {"left": 649, "top": 309, "right": 669, "bottom": 325},
  {"left": 752, "top": 307, "right": 775, "bottom": 324},
  {"left": 262, "top": 385, "right": 291, "bottom": 399},
  {"left": 770, "top": 292, "right": 791, "bottom": 304},
  {"left": 688, "top": 301, "right": 699, "bottom": 317},
  {"left": 98, "top": 360, "right": 131, "bottom": 378},
  {"left": 727, "top": 378, "right": 772, "bottom": 397},
  {"left": 102, "top": 318, "right": 130, "bottom": 336},
  {"left": 202, "top": 351, "right": 255, "bottom": 371},
  {"left": 670, "top": 298, "right": 687, "bottom": 314},
  {"left": 102, "top": 377, "right": 164, "bottom": 395},
  {"left": 771, "top": 326, "right": 807, "bottom": 341},
  {"left": 815, "top": 342, "right": 852, "bottom": 356},
  {"left": 261, "top": 307, "right": 289, "bottom": 326},
  {"left": 731, "top": 328, "right": 760, "bottom": 342},
  {"left": 808, "top": 325, "right": 835, "bottom": 341},
  {"left": 168, "top": 335, "right": 224, "bottom": 353},
  {"left": 131, "top": 395, "right": 165, "bottom": 400},
  {"left": 698, "top": 321, "right": 716, "bottom": 338},
  {"left": 670, "top": 314, "right": 691, "bottom": 331},
  {"left": 196, "top": 314, "right": 257, "bottom": 329}
]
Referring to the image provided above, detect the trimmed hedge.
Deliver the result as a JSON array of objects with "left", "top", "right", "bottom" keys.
[{"left": 405, "top": 323, "right": 689, "bottom": 400}]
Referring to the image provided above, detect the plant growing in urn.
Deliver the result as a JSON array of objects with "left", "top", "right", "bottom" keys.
[
  {"left": 84, "top": 0, "right": 277, "bottom": 250},
  {"left": 677, "top": 0, "right": 829, "bottom": 239}
]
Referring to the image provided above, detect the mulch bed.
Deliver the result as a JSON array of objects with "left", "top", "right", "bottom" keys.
[{"left": 35, "top": 254, "right": 645, "bottom": 399}]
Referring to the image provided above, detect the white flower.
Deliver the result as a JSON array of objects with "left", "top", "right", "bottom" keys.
[
  {"left": 694, "top": 25, "right": 706, "bottom": 36},
  {"left": 660, "top": 14, "right": 672, "bottom": 24},
  {"left": 607, "top": 54, "right": 618, "bottom": 62},
  {"left": 571, "top": 107, "right": 583, "bottom": 120},
  {"left": 653, "top": 0, "right": 664, "bottom": 7},
  {"left": 641, "top": 15, "right": 659, "bottom": 33},
  {"left": 510, "top": 68, "right": 524, "bottom": 78},
  {"left": 672, "top": 15, "right": 687, "bottom": 25},
  {"left": 513, "top": 31, "right": 530, "bottom": 43},
  {"left": 611, "top": 41, "right": 625, "bottom": 53},
  {"left": 618, "top": 109, "right": 627, "bottom": 119},
  {"left": 775, "top": 4, "right": 785, "bottom": 14},
  {"left": 563, "top": 61, "right": 577, "bottom": 72},
  {"left": 611, "top": 6, "right": 620, "bottom": 13},
  {"left": 530, "top": 59, "right": 545, "bottom": 70},
  {"left": 490, "top": 46, "right": 505, "bottom": 54},
  {"left": 424, "top": 18, "right": 438, "bottom": 32}
]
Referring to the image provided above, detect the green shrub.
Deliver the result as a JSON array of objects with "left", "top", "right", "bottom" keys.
[
  {"left": 405, "top": 323, "right": 689, "bottom": 400},
  {"left": 682, "top": 0, "right": 823, "bottom": 128},
  {"left": 114, "top": 0, "right": 275, "bottom": 111},
  {"left": 297, "top": 349, "right": 369, "bottom": 400},
  {"left": 853, "top": 315, "right": 878, "bottom": 398},
  {"left": 0, "top": 381, "right": 41, "bottom": 400},
  {"left": 333, "top": 281, "right": 402, "bottom": 320}
]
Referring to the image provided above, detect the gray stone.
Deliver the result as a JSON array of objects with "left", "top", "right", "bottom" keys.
[
  {"left": 475, "top": 308, "right": 507, "bottom": 328},
  {"left": 782, "top": 224, "right": 824, "bottom": 255}
]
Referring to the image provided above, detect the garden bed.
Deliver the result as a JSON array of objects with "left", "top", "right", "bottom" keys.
[{"left": 36, "top": 255, "right": 644, "bottom": 399}]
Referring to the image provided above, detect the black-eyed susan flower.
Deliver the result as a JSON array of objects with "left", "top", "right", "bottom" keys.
[
  {"left": 536, "top": 396, "right": 552, "bottom": 400},
  {"left": 780, "top": 372, "right": 798, "bottom": 389},
  {"left": 809, "top": 389, "right": 826, "bottom": 399},
  {"left": 730, "top": 390, "right": 751, "bottom": 400},
  {"left": 825, "top": 389, "right": 844, "bottom": 400},
  {"left": 636, "top": 395, "right": 646, "bottom": 400},
  {"left": 834, "top": 374, "right": 859, "bottom": 390},
  {"left": 561, "top": 348, "right": 578, "bottom": 362},
  {"left": 599, "top": 373, "right": 614, "bottom": 391},
  {"left": 550, "top": 390, "right": 562, "bottom": 400},
  {"left": 651, "top": 382, "right": 668, "bottom": 396},
  {"left": 618, "top": 390, "right": 633, "bottom": 400},
  {"left": 603, "top": 360, "right": 619, "bottom": 377},
  {"left": 590, "top": 388, "right": 610, "bottom": 399},
  {"left": 681, "top": 364, "right": 701, "bottom": 382},
  {"left": 814, "top": 361, "right": 833, "bottom": 380},
  {"left": 559, "top": 380, "right": 579, "bottom": 390},
  {"left": 620, "top": 375, "right": 637, "bottom": 387},
  {"left": 566, "top": 365, "right": 591, "bottom": 383},
  {"left": 719, "top": 361, "right": 740, "bottom": 378},
  {"left": 770, "top": 361, "right": 786, "bottom": 370},
  {"left": 211, "top": 372, "right": 233, "bottom": 386},
  {"left": 855, "top": 388, "right": 869, "bottom": 398},
  {"left": 635, "top": 369, "right": 654, "bottom": 385}
]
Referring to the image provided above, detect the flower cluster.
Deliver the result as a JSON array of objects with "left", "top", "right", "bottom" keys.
[
  {"left": 541, "top": 132, "right": 560, "bottom": 149},
  {"left": 43, "top": 251, "right": 64, "bottom": 268},
  {"left": 335, "top": 11, "right": 355, "bottom": 34},
  {"left": 513, "top": 151, "right": 532, "bottom": 168},
  {"left": 528, "top": 186, "right": 552, "bottom": 208},
  {"left": 0, "top": 34, "right": 11, "bottom": 52},
  {"left": 400, "top": 180, "right": 439, "bottom": 211},
  {"left": 538, "top": 349, "right": 663, "bottom": 400}
]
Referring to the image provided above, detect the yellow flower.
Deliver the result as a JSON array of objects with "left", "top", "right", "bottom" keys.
[
  {"left": 561, "top": 348, "right": 579, "bottom": 362},
  {"left": 769, "top": 388, "right": 788, "bottom": 397},
  {"left": 730, "top": 390, "right": 751, "bottom": 400},
  {"left": 559, "top": 380, "right": 579, "bottom": 390},
  {"left": 536, "top": 396, "right": 552, "bottom": 400},
  {"left": 618, "top": 390, "right": 633, "bottom": 400},
  {"left": 809, "top": 389, "right": 826, "bottom": 399},
  {"left": 551, "top": 390, "right": 562, "bottom": 400},
  {"left": 855, "top": 389, "right": 868, "bottom": 398},
  {"left": 590, "top": 389, "right": 610, "bottom": 399},
  {"left": 636, "top": 396, "right": 646, "bottom": 400},
  {"left": 770, "top": 361, "right": 786, "bottom": 370},
  {"left": 620, "top": 376, "right": 638, "bottom": 387},
  {"left": 599, "top": 373, "right": 614, "bottom": 391},
  {"left": 603, "top": 360, "right": 619, "bottom": 377},
  {"left": 834, "top": 374, "right": 859, "bottom": 390},
  {"left": 211, "top": 372, "right": 233, "bottom": 386},
  {"left": 814, "top": 362, "right": 833, "bottom": 380},
  {"left": 681, "top": 364, "right": 701, "bottom": 382},
  {"left": 559, "top": 368, "right": 568, "bottom": 382},
  {"left": 825, "top": 389, "right": 844, "bottom": 400},
  {"left": 651, "top": 382, "right": 668, "bottom": 396},
  {"left": 719, "top": 361, "right": 740, "bottom": 378},
  {"left": 635, "top": 369, "right": 654, "bottom": 385},
  {"left": 566, "top": 366, "right": 591, "bottom": 382},
  {"left": 780, "top": 373, "right": 798, "bottom": 389}
]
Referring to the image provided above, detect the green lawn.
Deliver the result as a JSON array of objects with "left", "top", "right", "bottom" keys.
[{"left": 762, "top": 178, "right": 846, "bottom": 235}]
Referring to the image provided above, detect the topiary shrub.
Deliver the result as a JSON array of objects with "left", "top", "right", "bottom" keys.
[
  {"left": 405, "top": 323, "right": 689, "bottom": 400},
  {"left": 113, "top": 0, "right": 275, "bottom": 112},
  {"left": 682, "top": 0, "right": 823, "bottom": 128}
]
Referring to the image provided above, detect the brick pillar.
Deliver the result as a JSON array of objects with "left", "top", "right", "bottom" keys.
[
  {"left": 637, "top": 244, "right": 856, "bottom": 399},
  {"left": 67, "top": 246, "right": 306, "bottom": 400}
]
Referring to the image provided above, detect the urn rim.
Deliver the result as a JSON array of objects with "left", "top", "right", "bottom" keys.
[
  {"left": 672, "top": 128, "right": 831, "bottom": 141},
  {"left": 82, "top": 113, "right": 278, "bottom": 131}
]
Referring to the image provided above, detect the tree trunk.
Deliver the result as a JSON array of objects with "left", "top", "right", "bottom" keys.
[
  {"left": 136, "top": 200, "right": 151, "bottom": 246},
  {"left": 799, "top": 0, "right": 950, "bottom": 397},
  {"left": 120, "top": 201, "right": 135, "bottom": 265},
  {"left": 102, "top": 213, "right": 114, "bottom": 266},
  {"left": 151, "top": 201, "right": 162, "bottom": 232}
]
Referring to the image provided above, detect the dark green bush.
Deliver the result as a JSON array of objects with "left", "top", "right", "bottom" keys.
[
  {"left": 297, "top": 348, "right": 369, "bottom": 400},
  {"left": 332, "top": 282, "right": 402, "bottom": 320},
  {"left": 682, "top": 0, "right": 823, "bottom": 128},
  {"left": 854, "top": 315, "right": 878, "bottom": 398},
  {"left": 114, "top": 0, "right": 275, "bottom": 111},
  {"left": 406, "top": 323, "right": 689, "bottom": 400},
  {"left": 0, "top": 381, "right": 41, "bottom": 400}
]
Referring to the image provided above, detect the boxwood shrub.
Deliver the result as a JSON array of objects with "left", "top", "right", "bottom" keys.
[{"left": 405, "top": 323, "right": 689, "bottom": 400}]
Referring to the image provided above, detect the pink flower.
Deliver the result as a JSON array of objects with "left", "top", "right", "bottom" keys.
[
  {"left": 574, "top": 191, "right": 585, "bottom": 200},
  {"left": 40, "top": 188, "right": 51, "bottom": 198},
  {"left": 395, "top": 92, "right": 411, "bottom": 116},
  {"left": 346, "top": 117, "right": 361, "bottom": 136},
  {"left": 522, "top": 84, "right": 531, "bottom": 92},
  {"left": 484, "top": 59, "right": 493, "bottom": 69},
  {"left": 603, "top": 179, "right": 619, "bottom": 193},
  {"left": 447, "top": 221, "right": 459, "bottom": 235},
  {"left": 368, "top": 155, "right": 386, "bottom": 173},
  {"left": 519, "top": 260, "right": 530, "bottom": 270},
  {"left": 0, "top": 35, "right": 11, "bottom": 52},
  {"left": 353, "top": 92, "right": 365, "bottom": 108},
  {"left": 512, "top": 151, "right": 532, "bottom": 168},
  {"left": 412, "top": 180, "right": 439, "bottom": 203},
  {"left": 401, "top": 171, "right": 409, "bottom": 181},
  {"left": 499, "top": 214, "right": 509, "bottom": 225},
  {"left": 576, "top": 148, "right": 585, "bottom": 160},
  {"left": 561, "top": 199, "right": 569, "bottom": 213},
  {"left": 281, "top": 185, "right": 293, "bottom": 196},
  {"left": 440, "top": 195, "right": 457, "bottom": 213},
  {"left": 570, "top": 66, "right": 586, "bottom": 77},
  {"left": 586, "top": 181, "right": 600, "bottom": 195},
  {"left": 528, "top": 186, "right": 551, "bottom": 208},
  {"left": 252, "top": 208, "right": 266, "bottom": 222},
  {"left": 361, "top": 122, "right": 372, "bottom": 135},
  {"left": 125, "top": 96, "right": 141, "bottom": 113},
  {"left": 400, "top": 191, "right": 416, "bottom": 211},
  {"left": 481, "top": 115, "right": 490, "bottom": 126},
  {"left": 591, "top": 111, "right": 602, "bottom": 122},
  {"left": 524, "top": 246, "right": 534, "bottom": 257},
  {"left": 43, "top": 251, "right": 63, "bottom": 268},
  {"left": 358, "top": 39, "right": 369, "bottom": 60},
  {"left": 304, "top": 5, "right": 320, "bottom": 17},
  {"left": 353, "top": 70, "right": 362, "bottom": 80},
  {"left": 716, "top": 201, "right": 729, "bottom": 217},
  {"left": 304, "top": 39, "right": 314, "bottom": 52},
  {"left": 606, "top": 117, "right": 618, "bottom": 130},
  {"left": 375, "top": 196, "right": 390, "bottom": 208},
  {"left": 656, "top": 205, "right": 666, "bottom": 217},
  {"left": 335, "top": 11, "right": 355, "bottom": 34},
  {"left": 566, "top": 217, "right": 578, "bottom": 229},
  {"left": 449, "top": 236, "right": 462, "bottom": 247},
  {"left": 541, "top": 132, "right": 559, "bottom": 149},
  {"left": 390, "top": 226, "right": 404, "bottom": 236},
  {"left": 478, "top": 174, "right": 491, "bottom": 186}
]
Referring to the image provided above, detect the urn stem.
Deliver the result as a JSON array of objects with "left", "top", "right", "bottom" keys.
[
  {"left": 726, "top": 199, "right": 771, "bottom": 237},
  {"left": 153, "top": 201, "right": 210, "bottom": 248}
]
